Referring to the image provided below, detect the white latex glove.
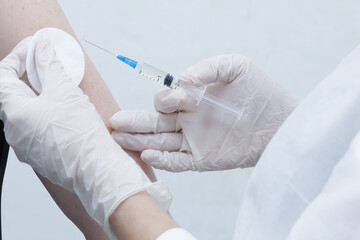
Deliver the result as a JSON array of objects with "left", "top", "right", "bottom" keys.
[
  {"left": 111, "top": 55, "right": 299, "bottom": 172},
  {"left": 0, "top": 38, "right": 170, "bottom": 238}
]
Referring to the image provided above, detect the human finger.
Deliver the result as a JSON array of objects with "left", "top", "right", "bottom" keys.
[
  {"left": 154, "top": 88, "right": 198, "bottom": 114},
  {"left": 110, "top": 110, "right": 179, "bottom": 133},
  {"left": 141, "top": 150, "right": 197, "bottom": 172},
  {"left": 112, "top": 132, "right": 183, "bottom": 152}
]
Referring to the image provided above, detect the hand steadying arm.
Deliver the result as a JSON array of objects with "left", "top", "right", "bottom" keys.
[{"left": 0, "top": 0, "right": 160, "bottom": 238}]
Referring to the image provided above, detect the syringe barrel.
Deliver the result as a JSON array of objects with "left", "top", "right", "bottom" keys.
[{"left": 135, "top": 62, "right": 177, "bottom": 88}]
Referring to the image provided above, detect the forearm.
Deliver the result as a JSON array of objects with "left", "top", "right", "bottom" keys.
[
  {"left": 36, "top": 173, "right": 107, "bottom": 240},
  {"left": 0, "top": 0, "right": 156, "bottom": 237},
  {"left": 110, "top": 191, "right": 178, "bottom": 240}
]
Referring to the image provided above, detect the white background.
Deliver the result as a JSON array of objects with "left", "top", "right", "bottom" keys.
[{"left": 3, "top": 0, "right": 360, "bottom": 239}]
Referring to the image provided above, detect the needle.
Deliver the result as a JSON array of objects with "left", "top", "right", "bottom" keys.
[{"left": 83, "top": 39, "right": 117, "bottom": 57}]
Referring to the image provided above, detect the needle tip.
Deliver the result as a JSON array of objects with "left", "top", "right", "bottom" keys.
[{"left": 82, "top": 39, "right": 116, "bottom": 57}]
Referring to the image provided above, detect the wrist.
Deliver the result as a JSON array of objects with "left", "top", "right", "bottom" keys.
[{"left": 109, "top": 191, "right": 178, "bottom": 240}]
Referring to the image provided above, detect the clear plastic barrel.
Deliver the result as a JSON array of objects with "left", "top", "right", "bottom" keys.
[{"left": 135, "top": 62, "right": 168, "bottom": 84}]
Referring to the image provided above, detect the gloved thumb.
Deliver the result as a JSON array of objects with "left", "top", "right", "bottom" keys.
[{"left": 34, "top": 39, "right": 74, "bottom": 95}]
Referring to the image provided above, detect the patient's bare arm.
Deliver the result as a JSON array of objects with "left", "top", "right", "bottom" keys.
[{"left": 0, "top": 0, "right": 158, "bottom": 238}]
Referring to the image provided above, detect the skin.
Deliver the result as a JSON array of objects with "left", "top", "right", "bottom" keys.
[
  {"left": 0, "top": 0, "right": 177, "bottom": 239},
  {"left": 109, "top": 192, "right": 178, "bottom": 240}
]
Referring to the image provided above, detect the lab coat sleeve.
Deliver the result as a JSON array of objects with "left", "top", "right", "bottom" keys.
[
  {"left": 157, "top": 228, "right": 198, "bottom": 240},
  {"left": 286, "top": 129, "right": 360, "bottom": 240}
]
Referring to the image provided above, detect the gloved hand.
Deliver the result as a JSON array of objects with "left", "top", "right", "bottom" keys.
[
  {"left": 0, "top": 38, "right": 170, "bottom": 238},
  {"left": 111, "top": 55, "right": 300, "bottom": 172}
]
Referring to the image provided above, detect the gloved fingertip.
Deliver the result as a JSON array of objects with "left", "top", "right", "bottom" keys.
[
  {"left": 154, "top": 88, "right": 188, "bottom": 113},
  {"left": 10, "top": 37, "right": 33, "bottom": 57},
  {"left": 154, "top": 88, "right": 174, "bottom": 103},
  {"left": 109, "top": 112, "right": 130, "bottom": 130},
  {"left": 109, "top": 111, "right": 119, "bottom": 124},
  {"left": 141, "top": 150, "right": 160, "bottom": 165},
  {"left": 110, "top": 131, "right": 123, "bottom": 143},
  {"left": 0, "top": 37, "right": 33, "bottom": 79}
]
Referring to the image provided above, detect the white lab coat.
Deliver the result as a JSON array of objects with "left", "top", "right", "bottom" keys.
[
  {"left": 158, "top": 45, "right": 360, "bottom": 240},
  {"left": 233, "top": 44, "right": 360, "bottom": 240}
]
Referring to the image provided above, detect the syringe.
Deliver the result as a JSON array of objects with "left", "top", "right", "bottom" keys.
[{"left": 84, "top": 40, "right": 242, "bottom": 118}]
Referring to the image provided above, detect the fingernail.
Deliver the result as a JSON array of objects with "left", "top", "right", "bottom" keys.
[{"left": 110, "top": 113, "right": 130, "bottom": 129}]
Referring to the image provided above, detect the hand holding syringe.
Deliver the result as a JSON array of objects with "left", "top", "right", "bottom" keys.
[{"left": 84, "top": 40, "right": 241, "bottom": 118}]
